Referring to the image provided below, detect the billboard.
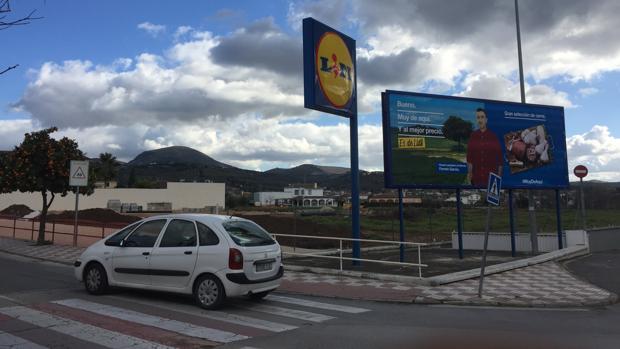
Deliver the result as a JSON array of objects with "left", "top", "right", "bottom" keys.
[
  {"left": 382, "top": 90, "right": 569, "bottom": 189},
  {"left": 303, "top": 17, "right": 356, "bottom": 117}
]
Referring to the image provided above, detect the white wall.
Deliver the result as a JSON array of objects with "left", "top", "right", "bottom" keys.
[
  {"left": 451, "top": 232, "right": 568, "bottom": 252},
  {"left": 254, "top": 192, "right": 294, "bottom": 206},
  {"left": 0, "top": 182, "right": 225, "bottom": 212}
]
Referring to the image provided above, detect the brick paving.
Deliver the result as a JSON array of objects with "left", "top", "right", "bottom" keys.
[
  {"left": 0, "top": 237, "right": 616, "bottom": 307},
  {"left": 0, "top": 237, "right": 84, "bottom": 265}
]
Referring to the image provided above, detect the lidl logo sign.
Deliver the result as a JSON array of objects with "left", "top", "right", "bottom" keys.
[
  {"left": 303, "top": 18, "right": 356, "bottom": 117},
  {"left": 316, "top": 33, "right": 355, "bottom": 108}
]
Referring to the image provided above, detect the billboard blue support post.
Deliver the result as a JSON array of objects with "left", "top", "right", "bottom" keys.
[
  {"left": 398, "top": 188, "right": 405, "bottom": 262},
  {"left": 456, "top": 189, "right": 464, "bottom": 259},
  {"left": 303, "top": 18, "right": 360, "bottom": 264},
  {"left": 555, "top": 189, "right": 563, "bottom": 249},
  {"left": 350, "top": 115, "right": 361, "bottom": 263}
]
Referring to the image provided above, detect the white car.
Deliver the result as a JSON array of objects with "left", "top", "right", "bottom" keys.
[{"left": 74, "top": 214, "right": 283, "bottom": 309}]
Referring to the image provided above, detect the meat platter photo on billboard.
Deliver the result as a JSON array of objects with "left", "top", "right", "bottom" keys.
[{"left": 504, "top": 124, "right": 552, "bottom": 174}]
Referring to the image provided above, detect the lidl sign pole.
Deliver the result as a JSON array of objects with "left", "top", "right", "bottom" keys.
[
  {"left": 69, "top": 160, "right": 89, "bottom": 247},
  {"left": 478, "top": 172, "right": 502, "bottom": 297},
  {"left": 302, "top": 17, "right": 361, "bottom": 263}
]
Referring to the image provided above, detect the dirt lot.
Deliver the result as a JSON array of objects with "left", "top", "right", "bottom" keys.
[
  {"left": 0, "top": 204, "right": 34, "bottom": 217},
  {"left": 237, "top": 212, "right": 447, "bottom": 249},
  {"left": 47, "top": 208, "right": 141, "bottom": 224}
]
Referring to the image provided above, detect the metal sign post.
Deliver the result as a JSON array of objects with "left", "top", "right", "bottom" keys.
[
  {"left": 69, "top": 160, "right": 89, "bottom": 247},
  {"left": 478, "top": 172, "right": 502, "bottom": 298},
  {"left": 573, "top": 165, "right": 588, "bottom": 230}
]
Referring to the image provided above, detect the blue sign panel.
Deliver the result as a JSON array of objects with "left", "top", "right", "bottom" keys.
[
  {"left": 382, "top": 90, "right": 569, "bottom": 189},
  {"left": 487, "top": 173, "right": 502, "bottom": 206},
  {"left": 303, "top": 18, "right": 356, "bottom": 117}
]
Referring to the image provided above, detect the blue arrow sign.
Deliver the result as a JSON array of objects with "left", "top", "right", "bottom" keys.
[{"left": 487, "top": 172, "right": 502, "bottom": 206}]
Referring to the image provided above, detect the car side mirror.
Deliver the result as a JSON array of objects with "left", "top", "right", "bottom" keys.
[{"left": 119, "top": 240, "right": 125, "bottom": 247}]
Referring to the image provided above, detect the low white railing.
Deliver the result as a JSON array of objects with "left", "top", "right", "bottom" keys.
[{"left": 271, "top": 233, "right": 428, "bottom": 278}]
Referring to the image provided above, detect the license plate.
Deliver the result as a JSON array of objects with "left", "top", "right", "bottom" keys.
[{"left": 256, "top": 262, "right": 273, "bottom": 272}]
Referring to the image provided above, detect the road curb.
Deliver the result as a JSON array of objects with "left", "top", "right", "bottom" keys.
[
  {"left": 283, "top": 264, "right": 431, "bottom": 285},
  {"left": 275, "top": 288, "right": 416, "bottom": 304},
  {"left": 0, "top": 247, "right": 74, "bottom": 266},
  {"left": 411, "top": 294, "right": 618, "bottom": 308}
]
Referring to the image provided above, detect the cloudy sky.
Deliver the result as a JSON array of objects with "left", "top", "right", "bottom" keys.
[{"left": 2, "top": 0, "right": 620, "bottom": 181}]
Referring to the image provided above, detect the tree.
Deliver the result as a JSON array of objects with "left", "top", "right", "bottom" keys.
[
  {"left": 97, "top": 152, "right": 119, "bottom": 188},
  {"left": 442, "top": 116, "right": 473, "bottom": 151},
  {"left": 0, "top": 127, "right": 94, "bottom": 245},
  {"left": 1, "top": 0, "right": 43, "bottom": 75}
]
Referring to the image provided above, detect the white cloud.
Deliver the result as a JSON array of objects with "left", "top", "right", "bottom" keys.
[
  {"left": 567, "top": 125, "right": 620, "bottom": 181},
  {"left": 0, "top": 119, "right": 34, "bottom": 150},
  {"left": 0, "top": 116, "right": 384, "bottom": 171},
  {"left": 14, "top": 31, "right": 306, "bottom": 129},
  {"left": 459, "top": 73, "right": 573, "bottom": 107},
  {"left": 578, "top": 87, "right": 599, "bottom": 97},
  {"left": 137, "top": 22, "right": 166, "bottom": 37},
  {"left": 174, "top": 26, "right": 193, "bottom": 41}
]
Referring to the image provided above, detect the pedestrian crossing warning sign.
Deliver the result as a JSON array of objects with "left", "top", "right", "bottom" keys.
[
  {"left": 72, "top": 167, "right": 85, "bottom": 179},
  {"left": 69, "top": 160, "right": 89, "bottom": 187},
  {"left": 486, "top": 172, "right": 502, "bottom": 206}
]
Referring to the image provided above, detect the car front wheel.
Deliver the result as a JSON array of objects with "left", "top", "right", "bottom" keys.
[
  {"left": 194, "top": 274, "right": 225, "bottom": 309},
  {"left": 84, "top": 263, "right": 109, "bottom": 295}
]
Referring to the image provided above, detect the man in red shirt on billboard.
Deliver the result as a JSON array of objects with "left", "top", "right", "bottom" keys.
[{"left": 466, "top": 108, "right": 503, "bottom": 186}]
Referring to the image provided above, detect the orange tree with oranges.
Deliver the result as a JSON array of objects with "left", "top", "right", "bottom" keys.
[{"left": 0, "top": 127, "right": 94, "bottom": 245}]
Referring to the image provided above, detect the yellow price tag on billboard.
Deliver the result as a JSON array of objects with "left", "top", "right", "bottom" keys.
[{"left": 398, "top": 137, "right": 425, "bottom": 149}]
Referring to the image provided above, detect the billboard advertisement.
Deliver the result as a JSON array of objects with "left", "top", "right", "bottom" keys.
[
  {"left": 303, "top": 17, "right": 356, "bottom": 117},
  {"left": 382, "top": 90, "right": 569, "bottom": 189}
]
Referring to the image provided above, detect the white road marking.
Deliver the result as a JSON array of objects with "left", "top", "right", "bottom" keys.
[
  {"left": 266, "top": 295, "right": 370, "bottom": 314},
  {"left": 0, "top": 306, "right": 172, "bottom": 349},
  {"left": 238, "top": 303, "right": 334, "bottom": 323},
  {"left": 53, "top": 298, "right": 248, "bottom": 343},
  {"left": 106, "top": 295, "right": 297, "bottom": 333},
  {"left": 429, "top": 305, "right": 590, "bottom": 312},
  {"left": 0, "top": 295, "right": 19, "bottom": 303},
  {"left": 0, "top": 330, "right": 48, "bottom": 349}
]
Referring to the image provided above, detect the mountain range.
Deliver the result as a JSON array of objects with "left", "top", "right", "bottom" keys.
[{"left": 116, "top": 146, "right": 385, "bottom": 192}]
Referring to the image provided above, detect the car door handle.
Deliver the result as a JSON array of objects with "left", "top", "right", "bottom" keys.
[
  {"left": 184, "top": 251, "right": 193, "bottom": 255},
  {"left": 142, "top": 252, "right": 150, "bottom": 256}
]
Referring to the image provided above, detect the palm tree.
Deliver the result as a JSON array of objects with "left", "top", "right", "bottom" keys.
[{"left": 98, "top": 152, "right": 119, "bottom": 188}]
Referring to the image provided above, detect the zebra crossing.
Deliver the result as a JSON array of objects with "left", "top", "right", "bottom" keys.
[{"left": 0, "top": 293, "right": 370, "bottom": 348}]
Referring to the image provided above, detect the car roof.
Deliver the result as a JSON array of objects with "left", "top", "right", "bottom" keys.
[{"left": 140, "top": 213, "right": 246, "bottom": 225}]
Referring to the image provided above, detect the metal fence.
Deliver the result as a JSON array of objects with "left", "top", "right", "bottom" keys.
[
  {"left": 271, "top": 233, "right": 428, "bottom": 278},
  {"left": 0, "top": 214, "right": 126, "bottom": 247}
]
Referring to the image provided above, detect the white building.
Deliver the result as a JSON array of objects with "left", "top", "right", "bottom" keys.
[
  {"left": 444, "top": 193, "right": 481, "bottom": 205},
  {"left": 0, "top": 182, "right": 225, "bottom": 212},
  {"left": 253, "top": 186, "right": 336, "bottom": 207},
  {"left": 253, "top": 192, "right": 294, "bottom": 206},
  {"left": 284, "top": 187, "right": 324, "bottom": 197}
]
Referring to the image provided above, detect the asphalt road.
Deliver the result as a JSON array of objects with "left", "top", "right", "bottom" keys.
[
  {"left": 1, "top": 251, "right": 619, "bottom": 349},
  {"left": 564, "top": 250, "right": 620, "bottom": 295}
]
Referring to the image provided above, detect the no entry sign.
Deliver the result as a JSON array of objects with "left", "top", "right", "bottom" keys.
[{"left": 573, "top": 165, "right": 588, "bottom": 179}]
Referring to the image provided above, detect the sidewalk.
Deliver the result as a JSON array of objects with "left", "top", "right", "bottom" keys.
[{"left": 1, "top": 237, "right": 616, "bottom": 307}]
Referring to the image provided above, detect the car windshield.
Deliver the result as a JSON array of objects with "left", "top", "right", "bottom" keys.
[{"left": 222, "top": 220, "right": 275, "bottom": 247}]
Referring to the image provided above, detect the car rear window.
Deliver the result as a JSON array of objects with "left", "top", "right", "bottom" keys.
[{"left": 222, "top": 220, "right": 275, "bottom": 247}]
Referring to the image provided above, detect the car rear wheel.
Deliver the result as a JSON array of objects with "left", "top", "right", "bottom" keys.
[
  {"left": 194, "top": 274, "right": 225, "bottom": 309},
  {"left": 84, "top": 263, "right": 108, "bottom": 295},
  {"left": 248, "top": 290, "right": 271, "bottom": 301}
]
